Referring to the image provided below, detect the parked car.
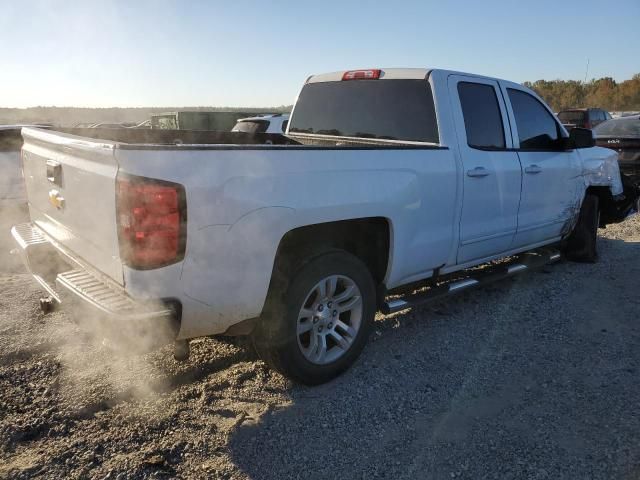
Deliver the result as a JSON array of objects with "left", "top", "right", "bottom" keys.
[
  {"left": 231, "top": 114, "right": 289, "bottom": 134},
  {"left": 11, "top": 68, "right": 639, "bottom": 385},
  {"left": 89, "top": 122, "right": 138, "bottom": 128},
  {"left": 558, "top": 108, "right": 612, "bottom": 130},
  {"left": 150, "top": 111, "right": 272, "bottom": 131},
  {"left": 595, "top": 114, "right": 640, "bottom": 179}
]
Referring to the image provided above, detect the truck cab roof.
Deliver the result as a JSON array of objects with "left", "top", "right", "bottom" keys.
[{"left": 306, "top": 68, "right": 509, "bottom": 84}]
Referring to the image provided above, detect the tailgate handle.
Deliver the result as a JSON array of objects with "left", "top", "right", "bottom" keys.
[{"left": 46, "top": 160, "right": 62, "bottom": 186}]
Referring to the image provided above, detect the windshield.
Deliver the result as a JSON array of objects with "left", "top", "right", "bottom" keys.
[
  {"left": 557, "top": 111, "right": 585, "bottom": 123},
  {"left": 594, "top": 117, "right": 640, "bottom": 137},
  {"left": 289, "top": 79, "right": 439, "bottom": 143},
  {"left": 231, "top": 120, "right": 269, "bottom": 134}
]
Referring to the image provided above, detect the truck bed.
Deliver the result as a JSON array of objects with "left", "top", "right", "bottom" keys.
[
  {"left": 51, "top": 127, "right": 301, "bottom": 146},
  {"left": 49, "top": 128, "right": 441, "bottom": 149}
]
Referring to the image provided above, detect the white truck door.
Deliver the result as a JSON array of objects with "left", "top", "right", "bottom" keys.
[
  {"left": 448, "top": 75, "right": 522, "bottom": 263},
  {"left": 500, "top": 84, "right": 583, "bottom": 247}
]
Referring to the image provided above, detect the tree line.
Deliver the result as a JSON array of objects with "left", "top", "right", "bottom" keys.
[
  {"left": 0, "top": 106, "right": 292, "bottom": 127},
  {"left": 524, "top": 74, "right": 640, "bottom": 112},
  {"left": 2, "top": 74, "right": 639, "bottom": 126}
]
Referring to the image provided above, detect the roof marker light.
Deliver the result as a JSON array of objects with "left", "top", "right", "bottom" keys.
[{"left": 342, "top": 69, "right": 382, "bottom": 81}]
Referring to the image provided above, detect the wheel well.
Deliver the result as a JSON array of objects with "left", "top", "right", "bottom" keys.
[
  {"left": 271, "top": 217, "right": 391, "bottom": 292},
  {"left": 585, "top": 186, "right": 612, "bottom": 203}
]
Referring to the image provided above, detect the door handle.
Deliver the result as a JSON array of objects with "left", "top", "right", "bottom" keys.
[
  {"left": 466, "top": 167, "right": 490, "bottom": 177},
  {"left": 525, "top": 164, "right": 542, "bottom": 174}
]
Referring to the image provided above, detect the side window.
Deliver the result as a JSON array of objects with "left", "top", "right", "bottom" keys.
[
  {"left": 507, "top": 89, "right": 560, "bottom": 149},
  {"left": 457, "top": 82, "right": 505, "bottom": 149},
  {"left": 281, "top": 120, "right": 288, "bottom": 133}
]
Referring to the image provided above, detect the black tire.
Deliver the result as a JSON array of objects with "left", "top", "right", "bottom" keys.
[
  {"left": 252, "top": 250, "right": 376, "bottom": 385},
  {"left": 563, "top": 194, "right": 600, "bottom": 263}
]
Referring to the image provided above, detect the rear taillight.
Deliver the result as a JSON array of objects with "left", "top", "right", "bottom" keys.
[
  {"left": 584, "top": 121, "right": 592, "bottom": 129},
  {"left": 342, "top": 69, "right": 382, "bottom": 80},
  {"left": 116, "top": 174, "right": 186, "bottom": 269}
]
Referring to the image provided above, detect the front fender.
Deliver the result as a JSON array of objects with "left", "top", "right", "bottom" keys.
[{"left": 580, "top": 146, "right": 624, "bottom": 196}]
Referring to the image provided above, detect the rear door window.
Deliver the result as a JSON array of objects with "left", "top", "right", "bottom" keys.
[
  {"left": 457, "top": 82, "right": 505, "bottom": 149},
  {"left": 289, "top": 79, "right": 439, "bottom": 143},
  {"left": 508, "top": 89, "right": 561, "bottom": 149}
]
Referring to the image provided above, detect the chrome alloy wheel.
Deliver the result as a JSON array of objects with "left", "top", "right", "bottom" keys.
[{"left": 296, "top": 274, "right": 363, "bottom": 365}]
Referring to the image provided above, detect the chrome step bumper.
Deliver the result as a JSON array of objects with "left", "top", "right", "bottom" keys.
[
  {"left": 382, "top": 248, "right": 562, "bottom": 315},
  {"left": 56, "top": 269, "right": 173, "bottom": 320},
  {"left": 11, "top": 222, "right": 173, "bottom": 321}
]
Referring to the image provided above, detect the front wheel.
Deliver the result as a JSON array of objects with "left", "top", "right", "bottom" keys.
[
  {"left": 252, "top": 250, "right": 376, "bottom": 385},
  {"left": 563, "top": 194, "right": 600, "bottom": 263}
]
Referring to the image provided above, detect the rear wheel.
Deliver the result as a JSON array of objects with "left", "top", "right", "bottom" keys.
[
  {"left": 563, "top": 194, "right": 600, "bottom": 263},
  {"left": 252, "top": 250, "right": 376, "bottom": 385}
]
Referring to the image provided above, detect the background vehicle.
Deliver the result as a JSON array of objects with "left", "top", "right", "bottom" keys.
[
  {"left": 11, "top": 68, "right": 638, "bottom": 384},
  {"left": 558, "top": 108, "right": 612, "bottom": 130},
  {"left": 0, "top": 127, "right": 24, "bottom": 206},
  {"left": 150, "top": 111, "right": 280, "bottom": 131},
  {"left": 231, "top": 114, "right": 289, "bottom": 134},
  {"left": 88, "top": 122, "right": 138, "bottom": 128},
  {"left": 595, "top": 114, "right": 640, "bottom": 179},
  {"left": 0, "top": 125, "right": 51, "bottom": 206}
]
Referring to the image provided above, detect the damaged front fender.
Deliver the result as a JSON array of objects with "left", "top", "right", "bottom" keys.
[
  {"left": 581, "top": 147, "right": 624, "bottom": 196},
  {"left": 578, "top": 146, "right": 640, "bottom": 225}
]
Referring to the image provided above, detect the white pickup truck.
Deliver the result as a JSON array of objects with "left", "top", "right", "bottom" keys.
[{"left": 11, "top": 68, "right": 639, "bottom": 384}]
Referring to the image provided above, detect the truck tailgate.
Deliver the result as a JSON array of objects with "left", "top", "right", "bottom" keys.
[{"left": 21, "top": 128, "right": 123, "bottom": 284}]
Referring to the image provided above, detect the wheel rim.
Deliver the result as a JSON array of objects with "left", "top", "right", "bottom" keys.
[{"left": 296, "top": 274, "right": 363, "bottom": 365}]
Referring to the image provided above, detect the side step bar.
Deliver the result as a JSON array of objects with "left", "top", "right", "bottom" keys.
[{"left": 382, "top": 248, "right": 561, "bottom": 315}]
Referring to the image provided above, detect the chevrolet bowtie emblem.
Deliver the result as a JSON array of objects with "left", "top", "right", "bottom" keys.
[{"left": 48, "top": 189, "right": 65, "bottom": 209}]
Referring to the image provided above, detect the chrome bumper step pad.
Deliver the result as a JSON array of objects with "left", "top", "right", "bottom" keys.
[
  {"left": 12, "top": 223, "right": 172, "bottom": 321},
  {"left": 57, "top": 269, "right": 172, "bottom": 320}
]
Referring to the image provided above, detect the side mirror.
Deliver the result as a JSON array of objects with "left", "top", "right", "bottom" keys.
[{"left": 570, "top": 127, "right": 595, "bottom": 149}]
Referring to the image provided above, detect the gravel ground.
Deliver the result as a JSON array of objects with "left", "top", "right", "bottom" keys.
[{"left": 1, "top": 206, "right": 639, "bottom": 480}]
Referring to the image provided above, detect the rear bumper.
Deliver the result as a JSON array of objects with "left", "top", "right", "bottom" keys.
[{"left": 11, "top": 222, "right": 177, "bottom": 324}]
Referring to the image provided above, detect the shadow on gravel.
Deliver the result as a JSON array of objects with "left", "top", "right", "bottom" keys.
[
  {"left": 227, "top": 235, "right": 640, "bottom": 480},
  {"left": 3, "top": 344, "right": 253, "bottom": 453}
]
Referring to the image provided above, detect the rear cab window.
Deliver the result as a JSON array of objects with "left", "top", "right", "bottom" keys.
[
  {"left": 289, "top": 79, "right": 439, "bottom": 143},
  {"left": 558, "top": 111, "right": 586, "bottom": 124},
  {"left": 594, "top": 117, "right": 640, "bottom": 137},
  {"left": 232, "top": 120, "right": 269, "bottom": 134}
]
